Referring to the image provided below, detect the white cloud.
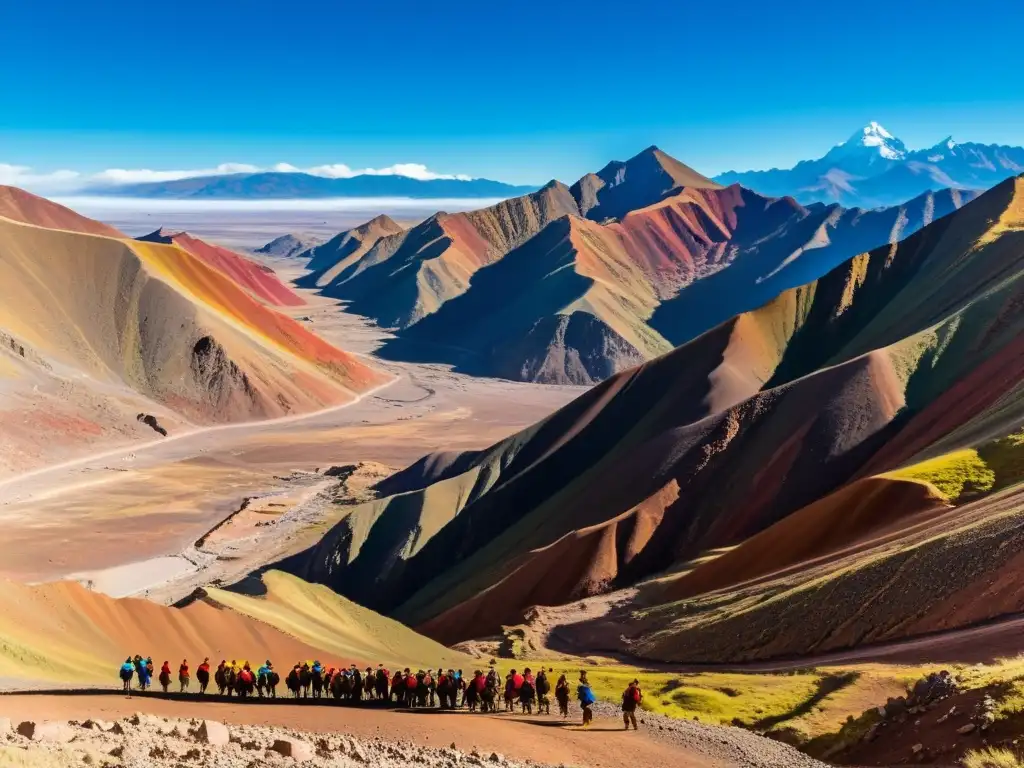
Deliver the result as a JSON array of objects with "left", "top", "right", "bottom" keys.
[
  {"left": 90, "top": 163, "right": 260, "bottom": 185},
  {"left": 2, "top": 159, "right": 476, "bottom": 193},
  {"left": 0, "top": 164, "right": 81, "bottom": 192},
  {"left": 301, "top": 162, "right": 472, "bottom": 181}
]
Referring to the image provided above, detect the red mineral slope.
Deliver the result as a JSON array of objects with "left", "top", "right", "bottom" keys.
[
  {"left": 139, "top": 228, "right": 304, "bottom": 306},
  {"left": 417, "top": 482, "right": 680, "bottom": 645},
  {"left": 0, "top": 185, "right": 124, "bottom": 237},
  {"left": 646, "top": 476, "right": 950, "bottom": 604}
]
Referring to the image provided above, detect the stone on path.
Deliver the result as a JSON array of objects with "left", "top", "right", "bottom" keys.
[
  {"left": 272, "top": 738, "right": 315, "bottom": 761},
  {"left": 17, "top": 721, "right": 74, "bottom": 743},
  {"left": 197, "top": 720, "right": 230, "bottom": 746}
]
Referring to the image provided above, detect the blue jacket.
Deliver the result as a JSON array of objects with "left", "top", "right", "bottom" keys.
[{"left": 577, "top": 684, "right": 596, "bottom": 706}]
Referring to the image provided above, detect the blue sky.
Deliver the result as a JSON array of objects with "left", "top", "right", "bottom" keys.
[{"left": 2, "top": 0, "right": 1023, "bottom": 187}]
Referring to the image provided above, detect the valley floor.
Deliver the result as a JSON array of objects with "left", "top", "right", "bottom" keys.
[{"left": 0, "top": 283, "right": 584, "bottom": 590}]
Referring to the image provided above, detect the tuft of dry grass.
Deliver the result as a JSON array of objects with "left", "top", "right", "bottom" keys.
[{"left": 963, "top": 747, "right": 1024, "bottom": 768}]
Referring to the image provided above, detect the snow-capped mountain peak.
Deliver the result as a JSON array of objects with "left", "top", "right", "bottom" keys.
[{"left": 842, "top": 121, "right": 907, "bottom": 160}]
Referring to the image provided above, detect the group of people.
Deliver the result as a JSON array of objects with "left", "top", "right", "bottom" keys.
[{"left": 117, "top": 657, "right": 644, "bottom": 730}]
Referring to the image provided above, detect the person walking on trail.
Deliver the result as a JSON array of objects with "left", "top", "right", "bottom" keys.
[
  {"left": 159, "top": 660, "right": 172, "bottom": 693},
  {"left": 577, "top": 671, "right": 596, "bottom": 728},
  {"left": 536, "top": 668, "right": 551, "bottom": 714},
  {"left": 456, "top": 669, "right": 467, "bottom": 707},
  {"left": 197, "top": 658, "right": 211, "bottom": 694},
  {"left": 179, "top": 659, "right": 190, "bottom": 693},
  {"left": 555, "top": 673, "right": 571, "bottom": 718},
  {"left": 519, "top": 668, "right": 536, "bottom": 714},
  {"left": 119, "top": 658, "right": 135, "bottom": 692},
  {"left": 622, "top": 679, "right": 642, "bottom": 730}
]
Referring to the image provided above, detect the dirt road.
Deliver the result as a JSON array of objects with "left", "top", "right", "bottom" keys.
[{"left": 0, "top": 294, "right": 583, "bottom": 585}]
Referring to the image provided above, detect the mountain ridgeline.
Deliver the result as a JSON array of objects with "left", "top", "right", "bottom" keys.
[
  {"left": 291, "top": 145, "right": 978, "bottom": 384},
  {"left": 716, "top": 121, "right": 1024, "bottom": 208},
  {"left": 86, "top": 172, "right": 537, "bottom": 200},
  {"left": 284, "top": 173, "right": 1024, "bottom": 664}
]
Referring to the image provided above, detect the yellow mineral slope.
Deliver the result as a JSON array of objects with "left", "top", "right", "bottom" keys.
[
  {"left": 0, "top": 199, "right": 387, "bottom": 472},
  {"left": 0, "top": 571, "right": 468, "bottom": 687}
]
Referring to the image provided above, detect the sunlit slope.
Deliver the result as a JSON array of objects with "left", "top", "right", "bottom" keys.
[
  {"left": 376, "top": 166, "right": 975, "bottom": 383},
  {"left": 209, "top": 571, "right": 470, "bottom": 670},
  {"left": 296, "top": 214, "right": 405, "bottom": 288},
  {"left": 0, "top": 214, "right": 386, "bottom": 426},
  {"left": 0, "top": 185, "right": 124, "bottom": 237},
  {"left": 0, "top": 579, "right": 324, "bottom": 685},
  {"left": 139, "top": 228, "right": 304, "bottom": 306},
  {"left": 0, "top": 573, "right": 467, "bottom": 686},
  {"left": 290, "top": 176, "right": 1024, "bottom": 654}
]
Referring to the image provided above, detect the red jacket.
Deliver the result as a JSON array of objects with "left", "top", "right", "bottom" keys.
[{"left": 512, "top": 673, "right": 524, "bottom": 690}]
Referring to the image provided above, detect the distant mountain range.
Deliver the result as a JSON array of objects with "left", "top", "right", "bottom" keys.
[
  {"left": 283, "top": 145, "right": 979, "bottom": 384},
  {"left": 716, "top": 121, "right": 1024, "bottom": 207},
  {"left": 85, "top": 172, "right": 537, "bottom": 200}
]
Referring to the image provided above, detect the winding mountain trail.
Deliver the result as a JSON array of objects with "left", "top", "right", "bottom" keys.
[
  {"left": 0, "top": 278, "right": 584, "bottom": 587},
  {"left": 0, "top": 692, "right": 825, "bottom": 768}
]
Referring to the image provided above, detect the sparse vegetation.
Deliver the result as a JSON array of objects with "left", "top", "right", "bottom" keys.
[
  {"left": 979, "top": 428, "right": 1024, "bottom": 491},
  {"left": 963, "top": 747, "right": 1024, "bottom": 768},
  {"left": 886, "top": 449, "right": 995, "bottom": 500},
  {"left": 514, "top": 658, "right": 919, "bottom": 741}
]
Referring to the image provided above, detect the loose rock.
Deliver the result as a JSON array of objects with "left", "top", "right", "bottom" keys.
[
  {"left": 272, "top": 738, "right": 314, "bottom": 761},
  {"left": 197, "top": 719, "right": 230, "bottom": 746}
]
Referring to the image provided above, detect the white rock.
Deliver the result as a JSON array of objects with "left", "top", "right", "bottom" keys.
[
  {"left": 350, "top": 741, "right": 370, "bottom": 762},
  {"left": 272, "top": 738, "right": 314, "bottom": 761},
  {"left": 17, "top": 721, "right": 74, "bottom": 743},
  {"left": 0, "top": 717, "right": 10, "bottom": 734},
  {"left": 912, "top": 743, "right": 924, "bottom": 753},
  {"left": 197, "top": 719, "right": 230, "bottom": 746}
]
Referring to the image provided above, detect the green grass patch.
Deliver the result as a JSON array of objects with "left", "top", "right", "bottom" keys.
[
  {"left": 515, "top": 659, "right": 854, "bottom": 731},
  {"left": 886, "top": 449, "right": 995, "bottom": 500}
]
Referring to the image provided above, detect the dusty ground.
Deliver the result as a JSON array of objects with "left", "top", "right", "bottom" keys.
[
  {"left": 0, "top": 270, "right": 583, "bottom": 588},
  {"left": 0, "top": 695, "right": 828, "bottom": 768},
  {"left": 56, "top": 197, "right": 483, "bottom": 249}
]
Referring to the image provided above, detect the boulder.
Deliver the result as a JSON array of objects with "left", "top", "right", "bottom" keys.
[
  {"left": 17, "top": 721, "right": 74, "bottom": 743},
  {"left": 197, "top": 720, "right": 230, "bottom": 746},
  {"left": 957, "top": 723, "right": 976, "bottom": 735},
  {"left": 350, "top": 741, "right": 369, "bottom": 762},
  {"left": 912, "top": 743, "right": 924, "bottom": 754},
  {"left": 272, "top": 739, "right": 314, "bottom": 761},
  {"left": 0, "top": 718, "right": 10, "bottom": 734},
  {"left": 82, "top": 719, "right": 114, "bottom": 732}
]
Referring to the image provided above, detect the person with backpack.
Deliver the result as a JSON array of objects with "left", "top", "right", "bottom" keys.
[
  {"left": 577, "top": 671, "right": 596, "bottom": 727},
  {"left": 504, "top": 671, "right": 518, "bottom": 712},
  {"left": 159, "top": 660, "right": 172, "bottom": 692},
  {"left": 196, "top": 658, "right": 211, "bottom": 694},
  {"left": 555, "top": 673, "right": 570, "bottom": 718},
  {"left": 178, "top": 659, "right": 190, "bottom": 693},
  {"left": 467, "top": 670, "right": 483, "bottom": 711},
  {"left": 536, "top": 668, "right": 551, "bottom": 714},
  {"left": 118, "top": 658, "right": 135, "bottom": 692},
  {"left": 519, "top": 668, "right": 536, "bottom": 714},
  {"left": 622, "top": 679, "right": 642, "bottom": 730},
  {"left": 455, "top": 669, "right": 467, "bottom": 708}
]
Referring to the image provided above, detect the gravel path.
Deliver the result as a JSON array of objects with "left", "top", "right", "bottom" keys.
[{"left": 589, "top": 701, "right": 829, "bottom": 768}]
